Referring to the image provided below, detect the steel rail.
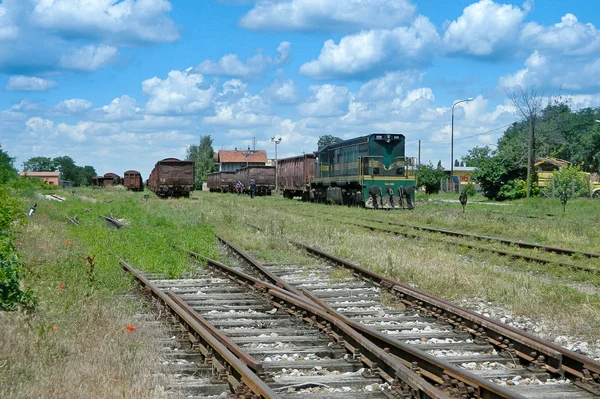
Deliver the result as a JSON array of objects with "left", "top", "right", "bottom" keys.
[
  {"left": 183, "top": 249, "right": 446, "bottom": 399},
  {"left": 101, "top": 215, "right": 127, "bottom": 229},
  {"left": 329, "top": 212, "right": 600, "bottom": 260},
  {"left": 216, "top": 235, "right": 526, "bottom": 399},
  {"left": 120, "top": 259, "right": 279, "bottom": 399},
  {"left": 297, "top": 214, "right": 600, "bottom": 274},
  {"left": 292, "top": 241, "right": 600, "bottom": 395}
]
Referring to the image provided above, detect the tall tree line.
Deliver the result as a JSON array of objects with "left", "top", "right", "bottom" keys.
[{"left": 23, "top": 156, "right": 96, "bottom": 186}]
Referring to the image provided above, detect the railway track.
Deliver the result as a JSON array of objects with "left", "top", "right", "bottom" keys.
[
  {"left": 213, "top": 233, "right": 600, "bottom": 398},
  {"left": 295, "top": 212, "right": 600, "bottom": 274},
  {"left": 122, "top": 259, "right": 444, "bottom": 398}
]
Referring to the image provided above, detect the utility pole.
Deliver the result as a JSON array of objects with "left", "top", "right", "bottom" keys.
[
  {"left": 418, "top": 140, "right": 421, "bottom": 166},
  {"left": 271, "top": 137, "right": 282, "bottom": 192}
]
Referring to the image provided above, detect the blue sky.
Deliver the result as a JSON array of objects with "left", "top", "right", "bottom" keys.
[{"left": 1, "top": 0, "right": 600, "bottom": 179}]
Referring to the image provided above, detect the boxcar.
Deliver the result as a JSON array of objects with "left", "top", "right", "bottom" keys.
[
  {"left": 123, "top": 170, "right": 143, "bottom": 191},
  {"left": 92, "top": 175, "right": 104, "bottom": 189},
  {"left": 278, "top": 153, "right": 316, "bottom": 199},
  {"left": 207, "top": 171, "right": 236, "bottom": 192},
  {"left": 311, "top": 133, "right": 416, "bottom": 208},
  {"left": 148, "top": 158, "right": 195, "bottom": 198},
  {"left": 103, "top": 172, "right": 122, "bottom": 186},
  {"left": 235, "top": 166, "right": 275, "bottom": 196}
]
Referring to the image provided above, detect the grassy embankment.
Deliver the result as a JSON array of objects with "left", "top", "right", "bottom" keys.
[{"left": 1, "top": 186, "right": 217, "bottom": 399}]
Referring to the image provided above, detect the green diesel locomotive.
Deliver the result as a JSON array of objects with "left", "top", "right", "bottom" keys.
[{"left": 310, "top": 133, "right": 416, "bottom": 208}]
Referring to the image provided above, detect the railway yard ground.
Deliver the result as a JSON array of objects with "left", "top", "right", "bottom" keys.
[{"left": 3, "top": 186, "right": 600, "bottom": 398}]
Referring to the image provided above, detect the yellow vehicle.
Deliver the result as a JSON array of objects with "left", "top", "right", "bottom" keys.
[{"left": 536, "top": 157, "right": 600, "bottom": 198}]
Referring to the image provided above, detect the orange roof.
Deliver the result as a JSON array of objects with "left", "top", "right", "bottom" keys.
[{"left": 218, "top": 150, "right": 267, "bottom": 163}]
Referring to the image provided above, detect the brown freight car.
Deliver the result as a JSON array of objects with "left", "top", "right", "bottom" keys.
[
  {"left": 92, "top": 175, "right": 104, "bottom": 189},
  {"left": 148, "top": 158, "right": 195, "bottom": 198},
  {"left": 277, "top": 153, "right": 316, "bottom": 199},
  {"left": 235, "top": 166, "right": 275, "bottom": 196},
  {"left": 207, "top": 171, "right": 236, "bottom": 192},
  {"left": 123, "top": 170, "right": 144, "bottom": 191},
  {"left": 103, "top": 172, "right": 122, "bottom": 186}
]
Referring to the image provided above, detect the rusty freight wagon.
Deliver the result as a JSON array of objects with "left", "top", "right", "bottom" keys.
[
  {"left": 92, "top": 175, "right": 105, "bottom": 189},
  {"left": 278, "top": 153, "right": 316, "bottom": 199},
  {"left": 235, "top": 166, "right": 275, "bottom": 196},
  {"left": 207, "top": 171, "right": 236, "bottom": 192},
  {"left": 148, "top": 158, "right": 195, "bottom": 198},
  {"left": 123, "top": 170, "right": 144, "bottom": 191},
  {"left": 103, "top": 173, "right": 122, "bottom": 186}
]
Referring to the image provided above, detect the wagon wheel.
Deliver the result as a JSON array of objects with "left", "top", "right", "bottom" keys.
[{"left": 593, "top": 190, "right": 600, "bottom": 199}]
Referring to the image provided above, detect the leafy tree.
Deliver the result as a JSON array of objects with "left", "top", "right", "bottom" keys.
[
  {"left": 436, "top": 160, "right": 443, "bottom": 170},
  {"left": 544, "top": 165, "right": 590, "bottom": 198},
  {"left": 53, "top": 156, "right": 79, "bottom": 183},
  {"left": 317, "top": 135, "right": 343, "bottom": 149},
  {"left": 23, "top": 157, "right": 55, "bottom": 172},
  {"left": 416, "top": 163, "right": 446, "bottom": 194},
  {"left": 454, "top": 159, "right": 460, "bottom": 167},
  {"left": 186, "top": 135, "right": 216, "bottom": 189},
  {"left": 78, "top": 165, "right": 97, "bottom": 186},
  {"left": 0, "top": 144, "right": 17, "bottom": 184}
]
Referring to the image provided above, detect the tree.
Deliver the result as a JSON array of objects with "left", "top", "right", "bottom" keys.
[
  {"left": 186, "top": 135, "right": 216, "bottom": 189},
  {"left": 0, "top": 144, "right": 17, "bottom": 184},
  {"left": 78, "top": 165, "right": 97, "bottom": 186},
  {"left": 507, "top": 86, "right": 544, "bottom": 198},
  {"left": 454, "top": 159, "right": 460, "bottom": 167},
  {"left": 436, "top": 160, "right": 443, "bottom": 170},
  {"left": 317, "top": 135, "right": 343, "bottom": 149},
  {"left": 52, "top": 156, "right": 79, "bottom": 183},
  {"left": 23, "top": 157, "right": 55, "bottom": 172},
  {"left": 416, "top": 163, "right": 446, "bottom": 194}
]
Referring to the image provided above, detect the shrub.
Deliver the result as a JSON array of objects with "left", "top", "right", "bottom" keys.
[
  {"left": 541, "top": 166, "right": 590, "bottom": 198},
  {"left": 462, "top": 183, "right": 476, "bottom": 197}
]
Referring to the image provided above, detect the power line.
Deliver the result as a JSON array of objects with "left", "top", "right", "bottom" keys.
[{"left": 406, "top": 122, "right": 516, "bottom": 146}]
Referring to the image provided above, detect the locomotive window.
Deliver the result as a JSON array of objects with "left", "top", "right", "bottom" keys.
[
  {"left": 396, "top": 168, "right": 404, "bottom": 176},
  {"left": 373, "top": 167, "right": 380, "bottom": 175}
]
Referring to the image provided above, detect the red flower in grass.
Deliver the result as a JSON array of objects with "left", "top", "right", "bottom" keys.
[
  {"left": 126, "top": 325, "right": 136, "bottom": 332},
  {"left": 52, "top": 325, "right": 57, "bottom": 331},
  {"left": 59, "top": 285, "right": 65, "bottom": 290},
  {"left": 19, "top": 241, "right": 23, "bottom": 245},
  {"left": 65, "top": 240, "right": 69, "bottom": 248},
  {"left": 38, "top": 246, "right": 44, "bottom": 250}
]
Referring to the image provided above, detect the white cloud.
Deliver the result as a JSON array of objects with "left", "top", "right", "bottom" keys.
[
  {"left": 31, "top": 0, "right": 179, "bottom": 45},
  {"left": 299, "top": 16, "right": 439, "bottom": 79},
  {"left": 0, "top": 4, "right": 19, "bottom": 41},
  {"left": 262, "top": 78, "right": 298, "bottom": 104},
  {"left": 142, "top": 69, "right": 215, "bottom": 115},
  {"left": 99, "top": 95, "right": 141, "bottom": 121},
  {"left": 194, "top": 41, "right": 289, "bottom": 78},
  {"left": 520, "top": 13, "right": 600, "bottom": 56},
  {"left": 59, "top": 44, "right": 119, "bottom": 71},
  {"left": 355, "top": 71, "right": 423, "bottom": 102},
  {"left": 205, "top": 91, "right": 272, "bottom": 127},
  {"left": 442, "top": 0, "right": 527, "bottom": 57},
  {"left": 55, "top": 98, "right": 93, "bottom": 114},
  {"left": 297, "top": 85, "right": 350, "bottom": 117},
  {"left": 275, "top": 41, "right": 291, "bottom": 65},
  {"left": 5, "top": 75, "right": 58, "bottom": 91},
  {"left": 240, "top": 0, "right": 416, "bottom": 31},
  {"left": 25, "top": 117, "right": 55, "bottom": 136}
]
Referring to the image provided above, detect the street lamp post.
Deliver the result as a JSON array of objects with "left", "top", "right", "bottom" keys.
[
  {"left": 271, "top": 137, "right": 282, "bottom": 192},
  {"left": 451, "top": 98, "right": 474, "bottom": 192}
]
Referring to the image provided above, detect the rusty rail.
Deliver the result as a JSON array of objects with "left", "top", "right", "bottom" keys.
[
  {"left": 120, "top": 259, "right": 279, "bottom": 399},
  {"left": 184, "top": 249, "right": 447, "bottom": 399},
  {"left": 101, "top": 215, "right": 127, "bottom": 229},
  {"left": 298, "top": 214, "right": 600, "bottom": 274},
  {"left": 292, "top": 241, "right": 600, "bottom": 395},
  {"left": 215, "top": 236, "right": 526, "bottom": 399}
]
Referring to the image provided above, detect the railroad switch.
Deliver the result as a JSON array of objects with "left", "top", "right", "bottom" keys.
[{"left": 574, "top": 369, "right": 600, "bottom": 395}]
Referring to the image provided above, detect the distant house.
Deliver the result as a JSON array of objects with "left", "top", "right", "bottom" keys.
[
  {"left": 217, "top": 148, "right": 267, "bottom": 172},
  {"left": 19, "top": 171, "right": 60, "bottom": 186}
]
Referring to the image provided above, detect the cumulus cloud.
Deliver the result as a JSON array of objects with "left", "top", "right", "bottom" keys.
[
  {"left": 99, "top": 95, "right": 141, "bottom": 121},
  {"left": 240, "top": 0, "right": 416, "bottom": 31},
  {"left": 205, "top": 85, "right": 272, "bottom": 127},
  {"left": 31, "top": 0, "right": 179, "bottom": 45},
  {"left": 262, "top": 78, "right": 299, "bottom": 104},
  {"left": 297, "top": 85, "right": 350, "bottom": 117},
  {"left": 59, "top": 44, "right": 119, "bottom": 71},
  {"left": 442, "top": 0, "right": 527, "bottom": 58},
  {"left": 54, "top": 98, "right": 93, "bottom": 114},
  {"left": 5, "top": 75, "right": 58, "bottom": 91},
  {"left": 355, "top": 71, "right": 423, "bottom": 102},
  {"left": 299, "top": 16, "right": 439, "bottom": 79},
  {"left": 142, "top": 69, "right": 215, "bottom": 115},
  {"left": 0, "top": 0, "right": 177, "bottom": 74},
  {"left": 194, "top": 41, "right": 290, "bottom": 78},
  {"left": 520, "top": 13, "right": 600, "bottom": 56}
]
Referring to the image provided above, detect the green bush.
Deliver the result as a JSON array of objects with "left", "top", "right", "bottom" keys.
[
  {"left": 0, "top": 186, "right": 37, "bottom": 310},
  {"left": 497, "top": 179, "right": 539, "bottom": 201},
  {"left": 541, "top": 166, "right": 590, "bottom": 198},
  {"left": 462, "top": 183, "right": 476, "bottom": 197}
]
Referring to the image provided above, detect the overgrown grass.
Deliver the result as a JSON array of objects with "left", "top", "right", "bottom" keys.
[{"left": 1, "top": 186, "right": 219, "bottom": 398}]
